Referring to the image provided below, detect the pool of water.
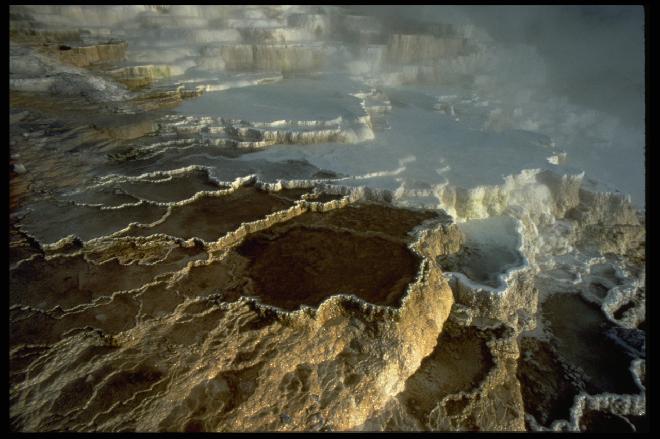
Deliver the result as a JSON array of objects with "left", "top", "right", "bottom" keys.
[{"left": 177, "top": 73, "right": 366, "bottom": 122}]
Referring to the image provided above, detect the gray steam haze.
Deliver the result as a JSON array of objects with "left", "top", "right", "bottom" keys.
[
  {"left": 8, "top": 5, "right": 646, "bottom": 204},
  {"left": 350, "top": 5, "right": 645, "bottom": 204},
  {"left": 362, "top": 5, "right": 645, "bottom": 122}
]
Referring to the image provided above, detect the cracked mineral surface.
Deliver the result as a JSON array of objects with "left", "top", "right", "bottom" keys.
[{"left": 9, "top": 5, "right": 645, "bottom": 433}]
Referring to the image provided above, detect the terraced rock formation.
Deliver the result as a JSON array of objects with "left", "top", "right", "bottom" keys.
[{"left": 9, "top": 5, "right": 645, "bottom": 433}]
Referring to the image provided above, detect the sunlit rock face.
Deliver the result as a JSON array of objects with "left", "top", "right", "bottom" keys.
[
  {"left": 9, "top": 5, "right": 645, "bottom": 432},
  {"left": 10, "top": 181, "right": 457, "bottom": 432}
]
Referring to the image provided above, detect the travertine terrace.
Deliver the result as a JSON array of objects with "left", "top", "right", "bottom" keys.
[{"left": 9, "top": 5, "right": 646, "bottom": 432}]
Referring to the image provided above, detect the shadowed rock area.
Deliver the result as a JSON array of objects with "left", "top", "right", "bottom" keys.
[
  {"left": 232, "top": 202, "right": 439, "bottom": 310},
  {"left": 122, "top": 186, "right": 305, "bottom": 241},
  {"left": 517, "top": 292, "right": 643, "bottom": 431},
  {"left": 579, "top": 410, "right": 636, "bottom": 433},
  {"left": 237, "top": 226, "right": 421, "bottom": 310},
  {"left": 10, "top": 240, "right": 206, "bottom": 311},
  {"left": 517, "top": 337, "right": 582, "bottom": 427},
  {"left": 110, "top": 170, "right": 224, "bottom": 203},
  {"left": 399, "top": 322, "right": 494, "bottom": 423},
  {"left": 542, "top": 293, "right": 638, "bottom": 395},
  {"left": 287, "top": 203, "right": 441, "bottom": 240}
]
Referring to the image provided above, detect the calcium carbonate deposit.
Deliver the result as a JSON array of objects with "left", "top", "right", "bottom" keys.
[{"left": 9, "top": 5, "right": 646, "bottom": 432}]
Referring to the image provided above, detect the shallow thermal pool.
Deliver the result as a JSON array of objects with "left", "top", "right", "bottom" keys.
[{"left": 178, "top": 74, "right": 366, "bottom": 122}]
